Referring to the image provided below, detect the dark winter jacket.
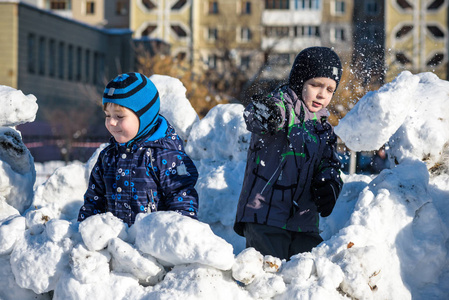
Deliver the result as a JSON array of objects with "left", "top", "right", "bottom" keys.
[
  {"left": 234, "top": 86, "right": 342, "bottom": 235},
  {"left": 78, "top": 116, "right": 199, "bottom": 226}
]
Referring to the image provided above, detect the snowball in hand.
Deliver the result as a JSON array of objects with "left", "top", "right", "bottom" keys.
[{"left": 134, "top": 211, "right": 234, "bottom": 270}]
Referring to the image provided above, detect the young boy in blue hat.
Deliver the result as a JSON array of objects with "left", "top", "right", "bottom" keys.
[
  {"left": 234, "top": 47, "right": 343, "bottom": 260},
  {"left": 78, "top": 72, "right": 199, "bottom": 226}
]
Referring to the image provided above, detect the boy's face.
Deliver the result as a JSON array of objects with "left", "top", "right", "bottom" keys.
[
  {"left": 104, "top": 104, "right": 139, "bottom": 143},
  {"left": 301, "top": 77, "right": 337, "bottom": 113}
]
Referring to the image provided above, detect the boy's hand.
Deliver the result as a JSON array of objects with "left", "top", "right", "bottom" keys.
[
  {"left": 312, "top": 181, "right": 339, "bottom": 217},
  {"left": 251, "top": 95, "right": 282, "bottom": 132}
]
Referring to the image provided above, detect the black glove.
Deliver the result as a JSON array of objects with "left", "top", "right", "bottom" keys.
[
  {"left": 312, "top": 181, "right": 340, "bottom": 217},
  {"left": 251, "top": 94, "right": 282, "bottom": 132}
]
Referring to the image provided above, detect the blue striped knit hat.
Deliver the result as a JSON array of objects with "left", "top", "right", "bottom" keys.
[{"left": 103, "top": 72, "right": 160, "bottom": 142}]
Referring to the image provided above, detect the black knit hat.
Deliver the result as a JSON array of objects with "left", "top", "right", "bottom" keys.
[{"left": 288, "top": 47, "right": 342, "bottom": 97}]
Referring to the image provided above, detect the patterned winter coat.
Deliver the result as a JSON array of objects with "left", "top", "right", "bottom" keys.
[
  {"left": 234, "top": 85, "right": 342, "bottom": 235},
  {"left": 78, "top": 116, "right": 199, "bottom": 226}
]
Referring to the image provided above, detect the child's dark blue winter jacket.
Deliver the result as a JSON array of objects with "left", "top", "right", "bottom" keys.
[
  {"left": 78, "top": 116, "right": 199, "bottom": 226},
  {"left": 234, "top": 86, "right": 342, "bottom": 235}
]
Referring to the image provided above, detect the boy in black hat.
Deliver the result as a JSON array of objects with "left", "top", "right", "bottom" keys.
[
  {"left": 234, "top": 47, "right": 343, "bottom": 260},
  {"left": 78, "top": 72, "right": 199, "bottom": 227}
]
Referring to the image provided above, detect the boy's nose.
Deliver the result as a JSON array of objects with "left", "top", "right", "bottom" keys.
[{"left": 108, "top": 118, "right": 117, "bottom": 126}]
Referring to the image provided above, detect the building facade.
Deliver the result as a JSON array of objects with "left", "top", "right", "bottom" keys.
[
  {"left": 385, "top": 0, "right": 447, "bottom": 81},
  {"left": 130, "top": 0, "right": 193, "bottom": 61},
  {"left": 192, "top": 0, "right": 263, "bottom": 75},
  {"left": 0, "top": 2, "right": 134, "bottom": 161}
]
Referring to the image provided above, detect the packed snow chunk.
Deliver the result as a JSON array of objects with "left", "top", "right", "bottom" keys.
[
  {"left": 78, "top": 212, "right": 127, "bottom": 251},
  {"left": 45, "top": 219, "right": 73, "bottom": 243},
  {"left": 0, "top": 255, "right": 51, "bottom": 300},
  {"left": 108, "top": 237, "right": 165, "bottom": 286},
  {"left": 0, "top": 85, "right": 38, "bottom": 126},
  {"left": 185, "top": 104, "right": 250, "bottom": 161},
  {"left": 399, "top": 201, "right": 448, "bottom": 290},
  {"left": 143, "top": 264, "right": 251, "bottom": 300},
  {"left": 195, "top": 159, "right": 246, "bottom": 227},
  {"left": 0, "top": 196, "right": 20, "bottom": 221},
  {"left": 335, "top": 71, "right": 420, "bottom": 151},
  {"left": 333, "top": 245, "right": 384, "bottom": 299},
  {"left": 151, "top": 74, "right": 199, "bottom": 141},
  {"left": 134, "top": 211, "right": 234, "bottom": 270},
  {"left": 245, "top": 273, "right": 286, "bottom": 299},
  {"left": 0, "top": 128, "right": 35, "bottom": 213},
  {"left": 54, "top": 269, "right": 145, "bottom": 300},
  {"left": 280, "top": 252, "right": 316, "bottom": 284},
  {"left": 263, "top": 255, "right": 282, "bottom": 273},
  {"left": 0, "top": 215, "right": 26, "bottom": 255},
  {"left": 10, "top": 227, "right": 73, "bottom": 294},
  {"left": 69, "top": 244, "right": 111, "bottom": 284},
  {"left": 25, "top": 207, "right": 55, "bottom": 228},
  {"left": 32, "top": 162, "right": 87, "bottom": 221},
  {"left": 387, "top": 72, "right": 449, "bottom": 171},
  {"left": 231, "top": 247, "right": 264, "bottom": 285}
]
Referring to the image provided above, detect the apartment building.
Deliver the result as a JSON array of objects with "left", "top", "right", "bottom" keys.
[
  {"left": 385, "top": 0, "right": 447, "bottom": 81},
  {"left": 191, "top": 0, "right": 263, "bottom": 75},
  {"left": 130, "top": 0, "right": 193, "bottom": 61},
  {"left": 30, "top": 0, "right": 130, "bottom": 28},
  {"left": 259, "top": 0, "right": 353, "bottom": 79},
  {"left": 0, "top": 1, "right": 133, "bottom": 106},
  {"left": 0, "top": 1, "right": 134, "bottom": 161}
]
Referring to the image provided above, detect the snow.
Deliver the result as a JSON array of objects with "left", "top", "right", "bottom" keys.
[{"left": 1, "top": 71, "right": 449, "bottom": 299}]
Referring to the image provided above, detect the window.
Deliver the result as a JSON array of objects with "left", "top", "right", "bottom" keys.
[
  {"left": 86, "top": 1, "right": 95, "bottom": 14},
  {"left": 395, "top": 52, "right": 411, "bottom": 65},
  {"left": 295, "top": 0, "right": 320, "bottom": 10},
  {"left": 395, "top": 25, "right": 413, "bottom": 39},
  {"left": 68, "top": 45, "right": 73, "bottom": 80},
  {"left": 76, "top": 47, "right": 82, "bottom": 81},
  {"left": 208, "top": 54, "right": 217, "bottom": 68},
  {"left": 295, "top": 25, "right": 320, "bottom": 37},
  {"left": 85, "top": 49, "right": 90, "bottom": 83},
  {"left": 176, "top": 52, "right": 187, "bottom": 61},
  {"left": 38, "top": 37, "right": 46, "bottom": 75},
  {"left": 241, "top": 1, "right": 251, "bottom": 14},
  {"left": 396, "top": 0, "right": 412, "bottom": 10},
  {"left": 365, "top": 0, "right": 378, "bottom": 15},
  {"left": 265, "top": 26, "right": 289, "bottom": 37},
  {"left": 427, "top": 25, "right": 444, "bottom": 38},
  {"left": 265, "top": 0, "right": 289, "bottom": 9},
  {"left": 50, "top": 0, "right": 68, "bottom": 10},
  {"left": 208, "top": 1, "right": 219, "bottom": 14},
  {"left": 334, "top": 0, "right": 345, "bottom": 14},
  {"left": 171, "top": 25, "right": 187, "bottom": 38},
  {"left": 172, "top": 0, "right": 187, "bottom": 10},
  {"left": 27, "top": 34, "right": 35, "bottom": 74},
  {"left": 142, "top": 25, "right": 157, "bottom": 36},
  {"left": 240, "top": 27, "right": 252, "bottom": 42},
  {"left": 116, "top": 0, "right": 127, "bottom": 15},
  {"left": 428, "top": 0, "right": 444, "bottom": 10},
  {"left": 93, "top": 52, "right": 99, "bottom": 84},
  {"left": 427, "top": 53, "right": 444, "bottom": 66},
  {"left": 142, "top": 0, "right": 156, "bottom": 10},
  {"left": 241, "top": 55, "right": 251, "bottom": 69},
  {"left": 58, "top": 42, "right": 65, "bottom": 79},
  {"left": 332, "top": 27, "right": 345, "bottom": 42},
  {"left": 208, "top": 28, "right": 218, "bottom": 41},
  {"left": 49, "top": 39, "right": 55, "bottom": 77}
]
